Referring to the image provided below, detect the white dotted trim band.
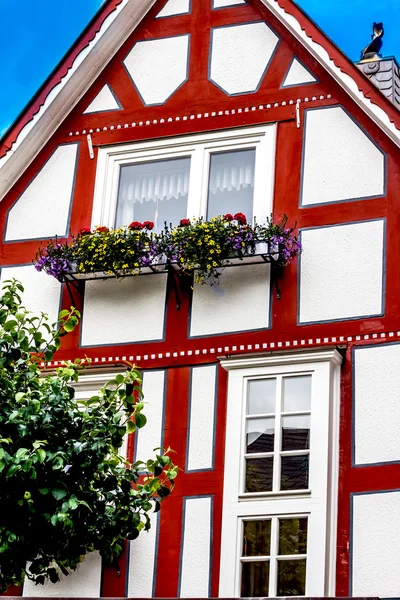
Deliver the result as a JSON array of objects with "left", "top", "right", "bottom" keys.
[{"left": 68, "top": 94, "right": 333, "bottom": 137}]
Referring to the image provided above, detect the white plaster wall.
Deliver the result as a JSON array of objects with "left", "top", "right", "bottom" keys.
[
  {"left": 210, "top": 22, "right": 279, "bottom": 95},
  {"left": 213, "top": 0, "right": 245, "bottom": 7},
  {"left": 354, "top": 344, "right": 400, "bottom": 465},
  {"left": 81, "top": 274, "right": 167, "bottom": 346},
  {"left": 299, "top": 220, "right": 384, "bottom": 323},
  {"left": 179, "top": 497, "right": 212, "bottom": 597},
  {"left": 190, "top": 263, "right": 270, "bottom": 337},
  {"left": 302, "top": 106, "right": 385, "bottom": 205},
  {"left": 83, "top": 84, "right": 120, "bottom": 113},
  {"left": 352, "top": 491, "right": 400, "bottom": 597},
  {"left": 156, "top": 0, "right": 190, "bottom": 17},
  {"left": 187, "top": 366, "right": 216, "bottom": 471},
  {"left": 23, "top": 553, "right": 102, "bottom": 597},
  {"left": 123, "top": 35, "right": 189, "bottom": 105},
  {"left": 127, "top": 512, "right": 158, "bottom": 597},
  {"left": 282, "top": 57, "right": 316, "bottom": 86},
  {"left": 0, "top": 265, "right": 62, "bottom": 329},
  {"left": 5, "top": 144, "right": 78, "bottom": 241},
  {"left": 135, "top": 370, "right": 165, "bottom": 461}
]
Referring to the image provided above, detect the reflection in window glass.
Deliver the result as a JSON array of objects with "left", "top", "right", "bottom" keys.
[
  {"left": 278, "top": 518, "right": 308, "bottom": 555},
  {"left": 241, "top": 561, "right": 270, "bottom": 597},
  {"left": 247, "top": 379, "right": 276, "bottom": 415},
  {"left": 245, "top": 457, "right": 273, "bottom": 492},
  {"left": 280, "top": 455, "right": 309, "bottom": 491},
  {"left": 281, "top": 415, "right": 310, "bottom": 451},
  {"left": 243, "top": 520, "right": 271, "bottom": 556},
  {"left": 277, "top": 559, "right": 306, "bottom": 596},
  {"left": 283, "top": 376, "right": 312, "bottom": 412},
  {"left": 207, "top": 149, "right": 255, "bottom": 222},
  {"left": 246, "top": 418, "right": 275, "bottom": 453},
  {"left": 116, "top": 158, "right": 190, "bottom": 232}
]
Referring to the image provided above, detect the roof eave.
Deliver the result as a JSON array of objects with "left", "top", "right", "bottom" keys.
[
  {"left": 0, "top": 0, "right": 156, "bottom": 201},
  {"left": 261, "top": 0, "right": 400, "bottom": 146}
]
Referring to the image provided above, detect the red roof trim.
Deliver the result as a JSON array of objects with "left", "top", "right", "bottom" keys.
[{"left": 0, "top": 0, "right": 124, "bottom": 158}]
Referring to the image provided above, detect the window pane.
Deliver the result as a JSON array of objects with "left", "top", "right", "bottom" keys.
[
  {"left": 242, "top": 520, "right": 271, "bottom": 556},
  {"left": 280, "top": 455, "right": 309, "bottom": 491},
  {"left": 246, "top": 418, "right": 275, "bottom": 453},
  {"left": 245, "top": 457, "right": 273, "bottom": 492},
  {"left": 247, "top": 379, "right": 276, "bottom": 415},
  {"left": 281, "top": 415, "right": 310, "bottom": 451},
  {"left": 277, "top": 559, "right": 306, "bottom": 596},
  {"left": 241, "top": 561, "right": 269, "bottom": 597},
  {"left": 278, "top": 518, "right": 308, "bottom": 555},
  {"left": 116, "top": 158, "right": 190, "bottom": 232},
  {"left": 282, "top": 376, "right": 311, "bottom": 412},
  {"left": 207, "top": 149, "right": 255, "bottom": 222}
]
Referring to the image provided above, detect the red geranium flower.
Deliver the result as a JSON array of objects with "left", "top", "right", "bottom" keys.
[
  {"left": 78, "top": 227, "right": 91, "bottom": 236},
  {"left": 224, "top": 213, "right": 233, "bottom": 221},
  {"left": 179, "top": 219, "right": 191, "bottom": 227},
  {"left": 128, "top": 221, "right": 143, "bottom": 230},
  {"left": 143, "top": 221, "right": 154, "bottom": 230},
  {"left": 234, "top": 212, "right": 247, "bottom": 225},
  {"left": 96, "top": 226, "right": 109, "bottom": 233}
]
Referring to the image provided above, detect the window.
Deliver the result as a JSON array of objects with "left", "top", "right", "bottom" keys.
[
  {"left": 92, "top": 126, "right": 276, "bottom": 233},
  {"left": 219, "top": 350, "right": 342, "bottom": 598}
]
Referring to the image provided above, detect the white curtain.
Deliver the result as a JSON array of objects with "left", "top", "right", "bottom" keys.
[
  {"left": 118, "top": 169, "right": 190, "bottom": 205},
  {"left": 209, "top": 152, "right": 255, "bottom": 194}
]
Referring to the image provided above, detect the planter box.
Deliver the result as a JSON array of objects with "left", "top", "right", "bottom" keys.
[
  {"left": 63, "top": 243, "right": 276, "bottom": 282},
  {"left": 64, "top": 256, "right": 168, "bottom": 282}
]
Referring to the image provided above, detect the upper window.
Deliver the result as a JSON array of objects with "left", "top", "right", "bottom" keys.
[
  {"left": 92, "top": 126, "right": 276, "bottom": 233},
  {"left": 219, "top": 350, "right": 342, "bottom": 598}
]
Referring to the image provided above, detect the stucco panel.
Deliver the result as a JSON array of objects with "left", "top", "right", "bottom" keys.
[
  {"left": 209, "top": 22, "right": 279, "bottom": 95},
  {"left": 187, "top": 366, "right": 216, "bottom": 471},
  {"left": 352, "top": 491, "right": 400, "bottom": 597},
  {"left": 299, "top": 220, "right": 384, "bottom": 323},
  {"left": 190, "top": 263, "right": 271, "bottom": 337},
  {"left": 301, "top": 106, "right": 385, "bottom": 205},
  {"left": 83, "top": 84, "right": 120, "bottom": 113},
  {"left": 156, "top": 0, "right": 190, "bottom": 17},
  {"left": 0, "top": 265, "right": 62, "bottom": 330},
  {"left": 179, "top": 497, "right": 212, "bottom": 597},
  {"left": 123, "top": 35, "right": 189, "bottom": 105},
  {"left": 5, "top": 144, "right": 78, "bottom": 241},
  {"left": 354, "top": 344, "right": 400, "bottom": 465},
  {"left": 22, "top": 553, "right": 102, "bottom": 597},
  {"left": 282, "top": 57, "right": 317, "bottom": 87},
  {"left": 81, "top": 275, "right": 167, "bottom": 346}
]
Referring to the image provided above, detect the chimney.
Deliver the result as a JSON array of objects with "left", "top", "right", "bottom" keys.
[{"left": 355, "top": 23, "right": 400, "bottom": 108}]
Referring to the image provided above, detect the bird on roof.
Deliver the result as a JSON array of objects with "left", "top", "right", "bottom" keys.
[{"left": 360, "top": 22, "right": 384, "bottom": 61}]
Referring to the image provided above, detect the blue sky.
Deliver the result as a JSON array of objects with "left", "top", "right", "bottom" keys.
[{"left": 1, "top": 0, "right": 399, "bottom": 137}]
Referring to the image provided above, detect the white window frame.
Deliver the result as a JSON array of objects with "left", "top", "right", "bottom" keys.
[
  {"left": 218, "top": 349, "right": 342, "bottom": 598},
  {"left": 91, "top": 125, "right": 277, "bottom": 229}
]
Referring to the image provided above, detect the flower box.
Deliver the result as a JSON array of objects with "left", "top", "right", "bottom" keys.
[
  {"left": 64, "top": 256, "right": 168, "bottom": 282},
  {"left": 35, "top": 215, "right": 301, "bottom": 287}
]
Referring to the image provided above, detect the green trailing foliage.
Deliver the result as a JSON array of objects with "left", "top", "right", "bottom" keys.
[{"left": 0, "top": 279, "right": 177, "bottom": 592}]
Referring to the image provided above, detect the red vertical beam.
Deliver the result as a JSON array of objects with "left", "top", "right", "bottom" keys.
[
  {"left": 271, "top": 119, "right": 302, "bottom": 335},
  {"left": 154, "top": 366, "right": 190, "bottom": 597}
]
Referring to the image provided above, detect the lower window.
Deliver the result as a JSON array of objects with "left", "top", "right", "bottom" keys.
[
  {"left": 219, "top": 350, "right": 342, "bottom": 597},
  {"left": 240, "top": 516, "right": 307, "bottom": 597}
]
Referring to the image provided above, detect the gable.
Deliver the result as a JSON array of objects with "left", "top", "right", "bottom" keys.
[{"left": 63, "top": 0, "right": 332, "bottom": 135}]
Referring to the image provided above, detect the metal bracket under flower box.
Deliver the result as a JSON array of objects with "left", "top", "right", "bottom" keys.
[{"left": 62, "top": 243, "right": 282, "bottom": 309}]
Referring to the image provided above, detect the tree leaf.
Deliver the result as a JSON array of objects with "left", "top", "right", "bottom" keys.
[
  {"left": 51, "top": 489, "right": 67, "bottom": 501},
  {"left": 126, "top": 420, "right": 136, "bottom": 434}
]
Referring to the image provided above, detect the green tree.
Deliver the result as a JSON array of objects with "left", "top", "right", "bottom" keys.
[{"left": 0, "top": 279, "right": 177, "bottom": 591}]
